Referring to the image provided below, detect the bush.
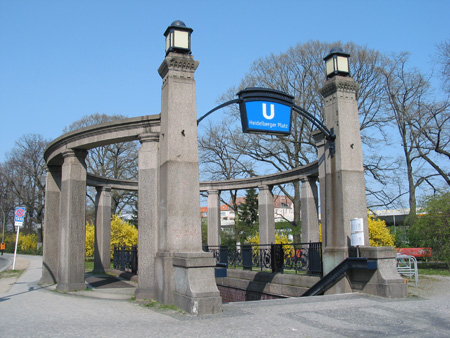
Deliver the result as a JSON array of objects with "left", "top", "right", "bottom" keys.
[
  {"left": 85, "top": 215, "right": 138, "bottom": 259},
  {"left": 3, "top": 232, "right": 41, "bottom": 255},
  {"left": 408, "top": 192, "right": 450, "bottom": 268},
  {"left": 319, "top": 215, "right": 394, "bottom": 247},
  {"left": 368, "top": 213, "right": 395, "bottom": 247}
]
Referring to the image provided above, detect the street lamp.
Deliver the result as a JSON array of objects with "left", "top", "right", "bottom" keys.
[
  {"left": 324, "top": 47, "right": 350, "bottom": 79},
  {"left": 164, "top": 20, "right": 193, "bottom": 55}
]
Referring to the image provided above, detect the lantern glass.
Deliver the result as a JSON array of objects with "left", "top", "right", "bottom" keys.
[
  {"left": 165, "top": 32, "right": 172, "bottom": 53},
  {"left": 337, "top": 56, "right": 349, "bottom": 73},
  {"left": 326, "top": 58, "right": 335, "bottom": 78},
  {"left": 174, "top": 30, "right": 189, "bottom": 49}
]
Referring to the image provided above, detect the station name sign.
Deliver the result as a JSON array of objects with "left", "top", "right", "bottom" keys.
[{"left": 237, "top": 88, "right": 294, "bottom": 135}]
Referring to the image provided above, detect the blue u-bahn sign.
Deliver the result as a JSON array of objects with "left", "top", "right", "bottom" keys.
[{"left": 237, "top": 88, "right": 294, "bottom": 135}]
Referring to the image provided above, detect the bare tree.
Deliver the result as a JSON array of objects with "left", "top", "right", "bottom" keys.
[
  {"left": 436, "top": 40, "right": 450, "bottom": 93},
  {"left": 64, "top": 113, "right": 138, "bottom": 216},
  {"left": 199, "top": 120, "right": 255, "bottom": 242},
  {"left": 381, "top": 52, "right": 446, "bottom": 215},
  {"left": 201, "top": 41, "right": 402, "bottom": 240},
  {"left": 1, "top": 134, "right": 48, "bottom": 235},
  {"left": 412, "top": 99, "right": 450, "bottom": 188}
]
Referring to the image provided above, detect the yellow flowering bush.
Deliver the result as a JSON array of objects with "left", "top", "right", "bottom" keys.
[
  {"left": 19, "top": 233, "right": 38, "bottom": 251},
  {"left": 368, "top": 213, "right": 395, "bottom": 247},
  {"left": 246, "top": 213, "right": 394, "bottom": 248},
  {"left": 85, "top": 221, "right": 95, "bottom": 257},
  {"left": 85, "top": 214, "right": 138, "bottom": 259},
  {"left": 4, "top": 232, "right": 38, "bottom": 253}
]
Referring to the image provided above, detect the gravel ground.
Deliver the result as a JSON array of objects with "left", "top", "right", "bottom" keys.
[
  {"left": 2, "top": 255, "right": 450, "bottom": 338},
  {"left": 406, "top": 274, "right": 450, "bottom": 298}
]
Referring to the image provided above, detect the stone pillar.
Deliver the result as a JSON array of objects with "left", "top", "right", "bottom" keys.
[
  {"left": 300, "top": 176, "right": 320, "bottom": 243},
  {"left": 258, "top": 185, "right": 275, "bottom": 245},
  {"left": 207, "top": 190, "right": 221, "bottom": 247},
  {"left": 317, "top": 75, "right": 406, "bottom": 298},
  {"left": 40, "top": 165, "right": 61, "bottom": 285},
  {"left": 313, "top": 131, "right": 327, "bottom": 246},
  {"left": 135, "top": 132, "right": 159, "bottom": 300},
  {"left": 319, "top": 76, "right": 368, "bottom": 281},
  {"left": 93, "top": 186, "right": 111, "bottom": 274},
  {"left": 56, "top": 149, "right": 87, "bottom": 292},
  {"left": 155, "top": 51, "right": 221, "bottom": 315}
]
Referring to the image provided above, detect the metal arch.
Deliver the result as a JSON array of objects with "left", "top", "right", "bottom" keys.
[
  {"left": 196, "top": 98, "right": 242, "bottom": 126},
  {"left": 196, "top": 93, "right": 336, "bottom": 154},
  {"left": 292, "top": 105, "right": 335, "bottom": 141},
  {"left": 292, "top": 104, "right": 336, "bottom": 155}
]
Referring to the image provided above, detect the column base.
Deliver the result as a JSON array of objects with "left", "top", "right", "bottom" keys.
[
  {"left": 155, "top": 251, "right": 223, "bottom": 315},
  {"left": 350, "top": 246, "right": 407, "bottom": 298},
  {"left": 135, "top": 287, "right": 154, "bottom": 300},
  {"left": 56, "top": 282, "right": 86, "bottom": 292},
  {"left": 323, "top": 246, "right": 350, "bottom": 275}
]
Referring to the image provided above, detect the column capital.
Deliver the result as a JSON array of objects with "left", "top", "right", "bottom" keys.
[
  {"left": 312, "top": 129, "right": 326, "bottom": 145},
  {"left": 45, "top": 164, "right": 62, "bottom": 173},
  {"left": 139, "top": 132, "right": 160, "bottom": 144},
  {"left": 320, "top": 76, "right": 359, "bottom": 99},
  {"left": 258, "top": 185, "right": 272, "bottom": 192},
  {"left": 208, "top": 189, "right": 220, "bottom": 195},
  {"left": 300, "top": 175, "right": 318, "bottom": 183},
  {"left": 158, "top": 53, "right": 199, "bottom": 80},
  {"left": 96, "top": 185, "right": 112, "bottom": 193},
  {"left": 61, "top": 148, "right": 88, "bottom": 160}
]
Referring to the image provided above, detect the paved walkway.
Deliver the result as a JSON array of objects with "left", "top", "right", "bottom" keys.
[{"left": 1, "top": 254, "right": 450, "bottom": 337}]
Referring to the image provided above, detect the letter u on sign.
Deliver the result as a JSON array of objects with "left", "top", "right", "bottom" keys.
[{"left": 262, "top": 103, "right": 275, "bottom": 120}]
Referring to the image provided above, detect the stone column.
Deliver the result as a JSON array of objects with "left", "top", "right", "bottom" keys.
[
  {"left": 258, "top": 185, "right": 275, "bottom": 245},
  {"left": 207, "top": 190, "right": 221, "bottom": 247},
  {"left": 56, "top": 149, "right": 87, "bottom": 292},
  {"left": 318, "top": 75, "right": 406, "bottom": 298},
  {"left": 135, "top": 132, "right": 159, "bottom": 300},
  {"left": 312, "top": 131, "right": 327, "bottom": 247},
  {"left": 155, "top": 51, "right": 221, "bottom": 315},
  {"left": 93, "top": 186, "right": 111, "bottom": 274},
  {"left": 319, "top": 76, "right": 368, "bottom": 279},
  {"left": 300, "top": 176, "right": 320, "bottom": 243},
  {"left": 40, "top": 165, "right": 61, "bottom": 285}
]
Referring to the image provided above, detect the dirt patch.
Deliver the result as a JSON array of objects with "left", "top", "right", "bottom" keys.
[{"left": 406, "top": 274, "right": 450, "bottom": 299}]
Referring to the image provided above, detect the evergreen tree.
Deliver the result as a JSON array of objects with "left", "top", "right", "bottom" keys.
[{"left": 236, "top": 188, "right": 259, "bottom": 244}]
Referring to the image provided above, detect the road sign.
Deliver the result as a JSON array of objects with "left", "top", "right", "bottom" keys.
[
  {"left": 237, "top": 88, "right": 293, "bottom": 135},
  {"left": 14, "top": 207, "right": 26, "bottom": 227}
]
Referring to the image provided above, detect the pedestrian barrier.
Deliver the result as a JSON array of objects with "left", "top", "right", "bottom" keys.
[{"left": 396, "top": 254, "right": 418, "bottom": 287}]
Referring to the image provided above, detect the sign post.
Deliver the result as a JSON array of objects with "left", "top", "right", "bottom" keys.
[{"left": 13, "top": 207, "right": 26, "bottom": 270}]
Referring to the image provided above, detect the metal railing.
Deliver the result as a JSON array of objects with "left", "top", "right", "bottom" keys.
[
  {"left": 203, "top": 242, "right": 322, "bottom": 276},
  {"left": 397, "top": 254, "right": 418, "bottom": 287},
  {"left": 113, "top": 245, "right": 138, "bottom": 274}
]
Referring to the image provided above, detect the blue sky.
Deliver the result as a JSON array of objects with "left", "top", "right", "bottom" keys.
[{"left": 1, "top": 0, "right": 449, "bottom": 163}]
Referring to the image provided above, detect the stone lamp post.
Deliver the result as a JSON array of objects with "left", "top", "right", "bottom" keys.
[
  {"left": 317, "top": 48, "right": 407, "bottom": 297},
  {"left": 153, "top": 21, "right": 222, "bottom": 315}
]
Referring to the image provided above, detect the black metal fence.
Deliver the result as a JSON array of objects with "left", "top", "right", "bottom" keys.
[
  {"left": 113, "top": 245, "right": 138, "bottom": 274},
  {"left": 112, "top": 242, "right": 322, "bottom": 277},
  {"left": 203, "top": 242, "right": 322, "bottom": 276}
]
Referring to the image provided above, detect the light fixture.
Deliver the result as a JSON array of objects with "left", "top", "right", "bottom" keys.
[
  {"left": 323, "top": 47, "right": 350, "bottom": 79},
  {"left": 164, "top": 20, "right": 193, "bottom": 56}
]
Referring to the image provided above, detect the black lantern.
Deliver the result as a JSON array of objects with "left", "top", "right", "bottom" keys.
[
  {"left": 164, "top": 20, "right": 193, "bottom": 55},
  {"left": 323, "top": 47, "right": 350, "bottom": 79}
]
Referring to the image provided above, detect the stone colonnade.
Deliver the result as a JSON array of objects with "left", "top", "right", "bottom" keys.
[
  {"left": 203, "top": 177, "right": 320, "bottom": 247},
  {"left": 41, "top": 47, "right": 407, "bottom": 316}
]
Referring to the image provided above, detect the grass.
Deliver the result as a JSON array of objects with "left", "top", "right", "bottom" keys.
[
  {"left": 419, "top": 268, "right": 450, "bottom": 276},
  {"left": 84, "top": 260, "right": 114, "bottom": 273},
  {"left": 137, "top": 298, "right": 183, "bottom": 313},
  {"left": 0, "top": 269, "right": 24, "bottom": 280}
]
